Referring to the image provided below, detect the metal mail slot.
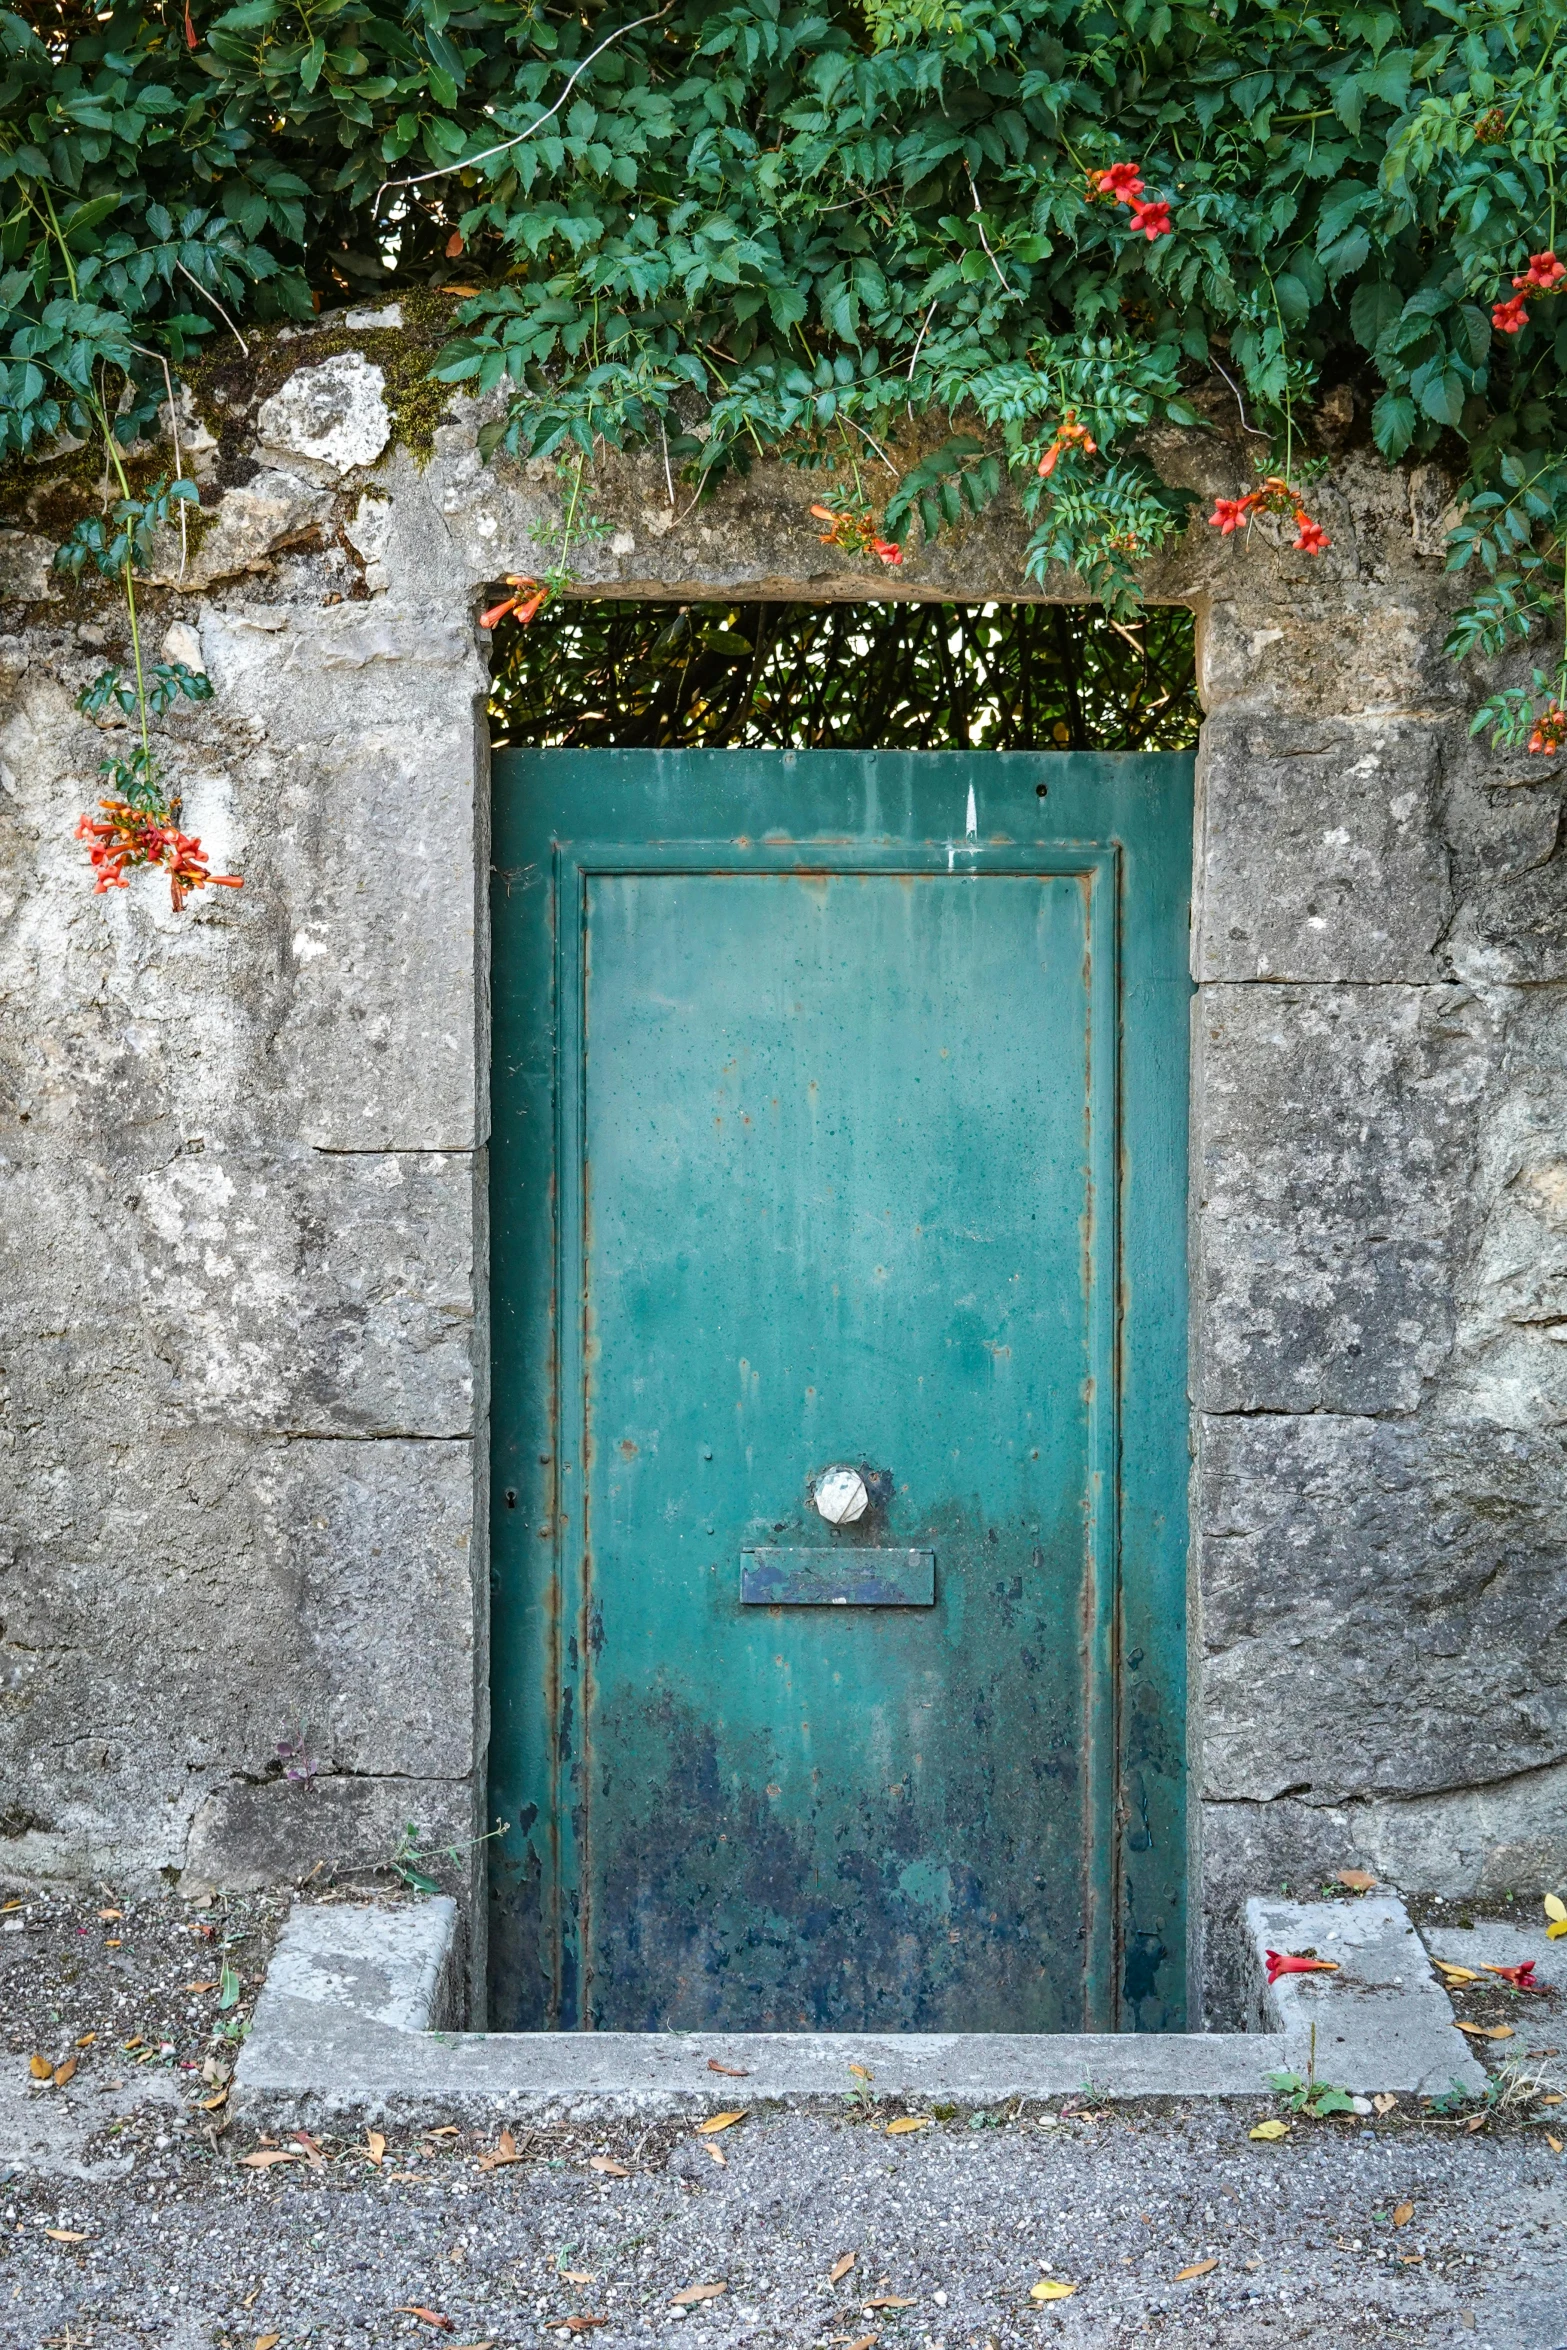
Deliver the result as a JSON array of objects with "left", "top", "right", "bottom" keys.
[{"left": 739, "top": 1548, "right": 936, "bottom": 1607}]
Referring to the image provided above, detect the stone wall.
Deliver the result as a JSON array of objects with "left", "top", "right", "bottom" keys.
[{"left": 0, "top": 317, "right": 1562, "bottom": 2025}]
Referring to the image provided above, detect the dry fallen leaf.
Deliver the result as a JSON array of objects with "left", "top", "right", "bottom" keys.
[
  {"left": 185, "top": 1980, "right": 219, "bottom": 1993},
  {"left": 1335, "top": 1869, "right": 1378, "bottom": 1891},
  {"left": 707, "top": 2059, "right": 750, "bottom": 2077},
  {"left": 395, "top": 2309, "right": 456, "bottom": 2332},
  {"left": 843, "top": 2337, "right": 878, "bottom": 2350},
  {"left": 884, "top": 2117, "right": 932, "bottom": 2136},
  {"left": 1546, "top": 2135, "right": 1563, "bottom": 2154},
  {"left": 75, "top": 2033, "right": 96, "bottom": 2048},
  {"left": 238, "top": 2150, "right": 301, "bottom": 2169},
  {"left": 0, "top": 1900, "right": 19, "bottom": 1912},
  {"left": 52, "top": 2057, "right": 77, "bottom": 2088},
  {"left": 1249, "top": 2119, "right": 1290, "bottom": 2142},
  {"left": 98, "top": 1908, "right": 121, "bottom": 1921},
  {"left": 1542, "top": 2094, "right": 1565, "bottom": 2106},
  {"left": 386, "top": 2171, "right": 429, "bottom": 2183},
  {"left": 1432, "top": 1960, "right": 1480, "bottom": 1984},
  {"left": 200, "top": 2090, "right": 228, "bottom": 2112},
  {"left": 1030, "top": 2279, "right": 1078, "bottom": 2301},
  {"left": 1372, "top": 2094, "right": 1398, "bottom": 2116},
  {"left": 830, "top": 2254, "right": 857, "bottom": 2284},
  {"left": 28, "top": 2054, "right": 51, "bottom": 2081},
  {"left": 477, "top": 2128, "right": 523, "bottom": 2172},
  {"left": 864, "top": 2295, "right": 916, "bottom": 2310},
  {"left": 366, "top": 2130, "right": 387, "bottom": 2166},
  {"left": 426, "top": 2125, "right": 461, "bottom": 2137},
  {"left": 1174, "top": 2260, "right": 1218, "bottom": 2281},
  {"left": 563, "top": 2322, "right": 608, "bottom": 2335},
  {"left": 588, "top": 2155, "right": 629, "bottom": 2177},
  {"left": 561, "top": 2271, "right": 595, "bottom": 2286},
  {"left": 255, "top": 2335, "right": 282, "bottom": 2350},
  {"left": 671, "top": 2283, "right": 728, "bottom": 2306},
  {"left": 1544, "top": 1894, "right": 1567, "bottom": 1941},
  {"left": 1454, "top": 2021, "right": 1513, "bottom": 2040},
  {"left": 702, "top": 2142, "right": 727, "bottom": 2167},
  {"left": 697, "top": 2111, "right": 744, "bottom": 2135},
  {"left": 1465, "top": 2114, "right": 1488, "bottom": 2133},
  {"left": 44, "top": 2229, "right": 87, "bottom": 2243},
  {"left": 1392, "top": 2201, "right": 1414, "bottom": 2227}
]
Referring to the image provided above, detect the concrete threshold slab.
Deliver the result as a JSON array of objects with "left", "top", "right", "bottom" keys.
[{"left": 233, "top": 1889, "right": 1488, "bottom": 2122}]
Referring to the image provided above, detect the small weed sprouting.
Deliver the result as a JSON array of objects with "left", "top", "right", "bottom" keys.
[
  {"left": 844, "top": 2062, "right": 880, "bottom": 2117},
  {"left": 275, "top": 1731, "right": 319, "bottom": 1787},
  {"left": 390, "top": 1816, "right": 508, "bottom": 1894},
  {"left": 1265, "top": 2069, "right": 1358, "bottom": 2120}
]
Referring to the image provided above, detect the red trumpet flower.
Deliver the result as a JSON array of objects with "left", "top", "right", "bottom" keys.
[
  {"left": 810, "top": 504, "right": 903, "bottom": 567},
  {"left": 1128, "top": 199, "right": 1172, "bottom": 241},
  {"left": 1480, "top": 1961, "right": 1545, "bottom": 1991},
  {"left": 1493, "top": 292, "right": 1530, "bottom": 334},
  {"left": 1038, "top": 409, "right": 1098, "bottom": 479},
  {"left": 1093, "top": 162, "right": 1146, "bottom": 203},
  {"left": 480, "top": 576, "right": 551, "bottom": 629},
  {"left": 1265, "top": 1950, "right": 1341, "bottom": 1986},
  {"left": 1210, "top": 476, "right": 1330, "bottom": 556},
  {"left": 76, "top": 799, "right": 243, "bottom": 913},
  {"left": 1515, "top": 250, "right": 1565, "bottom": 291},
  {"left": 1527, "top": 702, "right": 1566, "bottom": 754}
]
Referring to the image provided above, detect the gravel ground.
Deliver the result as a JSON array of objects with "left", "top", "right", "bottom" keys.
[{"left": 1, "top": 1887, "right": 1564, "bottom": 2350}]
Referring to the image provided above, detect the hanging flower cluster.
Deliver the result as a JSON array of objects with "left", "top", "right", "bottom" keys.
[
  {"left": 810, "top": 503, "right": 904, "bottom": 566},
  {"left": 1088, "top": 162, "right": 1174, "bottom": 242},
  {"left": 480, "top": 575, "right": 552, "bottom": 629},
  {"left": 76, "top": 799, "right": 242, "bottom": 913},
  {"left": 1209, "top": 475, "right": 1331, "bottom": 555},
  {"left": 1491, "top": 250, "right": 1566, "bottom": 336},
  {"left": 1037, "top": 410, "right": 1098, "bottom": 479},
  {"left": 1527, "top": 701, "right": 1567, "bottom": 753}
]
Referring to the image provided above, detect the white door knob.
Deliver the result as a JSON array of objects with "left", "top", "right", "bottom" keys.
[{"left": 814, "top": 1467, "right": 869, "bottom": 1526}]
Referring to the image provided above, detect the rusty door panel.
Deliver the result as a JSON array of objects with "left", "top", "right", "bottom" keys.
[{"left": 489, "top": 752, "right": 1192, "bottom": 2034}]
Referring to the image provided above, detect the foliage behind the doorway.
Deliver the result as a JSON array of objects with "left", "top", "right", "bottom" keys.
[{"left": 488, "top": 597, "right": 1200, "bottom": 751}]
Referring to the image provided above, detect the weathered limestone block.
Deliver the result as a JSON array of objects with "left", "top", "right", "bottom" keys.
[
  {"left": 0, "top": 1421, "right": 478, "bottom": 1879},
  {"left": 0, "top": 531, "right": 57, "bottom": 604},
  {"left": 197, "top": 597, "right": 488, "bottom": 1151},
  {"left": 1441, "top": 984, "right": 1567, "bottom": 1431},
  {"left": 1192, "top": 984, "right": 1494, "bottom": 1413},
  {"left": 255, "top": 352, "right": 392, "bottom": 484},
  {"left": 1439, "top": 724, "right": 1567, "bottom": 988},
  {"left": 1194, "top": 715, "right": 1452, "bottom": 982},
  {"left": 1198, "top": 1411, "right": 1567, "bottom": 1805},
  {"left": 185, "top": 1773, "right": 475, "bottom": 1897},
  {"left": 260, "top": 1437, "right": 479, "bottom": 1781},
  {"left": 100, "top": 1142, "right": 476, "bottom": 1437}
]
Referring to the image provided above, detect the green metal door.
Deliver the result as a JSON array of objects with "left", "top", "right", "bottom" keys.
[{"left": 490, "top": 751, "right": 1191, "bottom": 2034}]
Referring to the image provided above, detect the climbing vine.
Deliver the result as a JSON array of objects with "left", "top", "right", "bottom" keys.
[{"left": 4, "top": 0, "right": 1567, "bottom": 906}]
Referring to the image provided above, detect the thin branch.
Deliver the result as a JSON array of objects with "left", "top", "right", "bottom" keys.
[
  {"left": 660, "top": 419, "right": 675, "bottom": 508},
  {"left": 906, "top": 300, "right": 938, "bottom": 382},
  {"left": 373, "top": 5, "right": 675, "bottom": 218},
  {"left": 1212, "top": 356, "right": 1269, "bottom": 438},
  {"left": 847, "top": 416, "right": 898, "bottom": 474},
  {"left": 967, "top": 170, "right": 1016, "bottom": 301},
  {"left": 176, "top": 262, "right": 250, "bottom": 357},
  {"left": 158, "top": 355, "right": 188, "bottom": 581}
]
